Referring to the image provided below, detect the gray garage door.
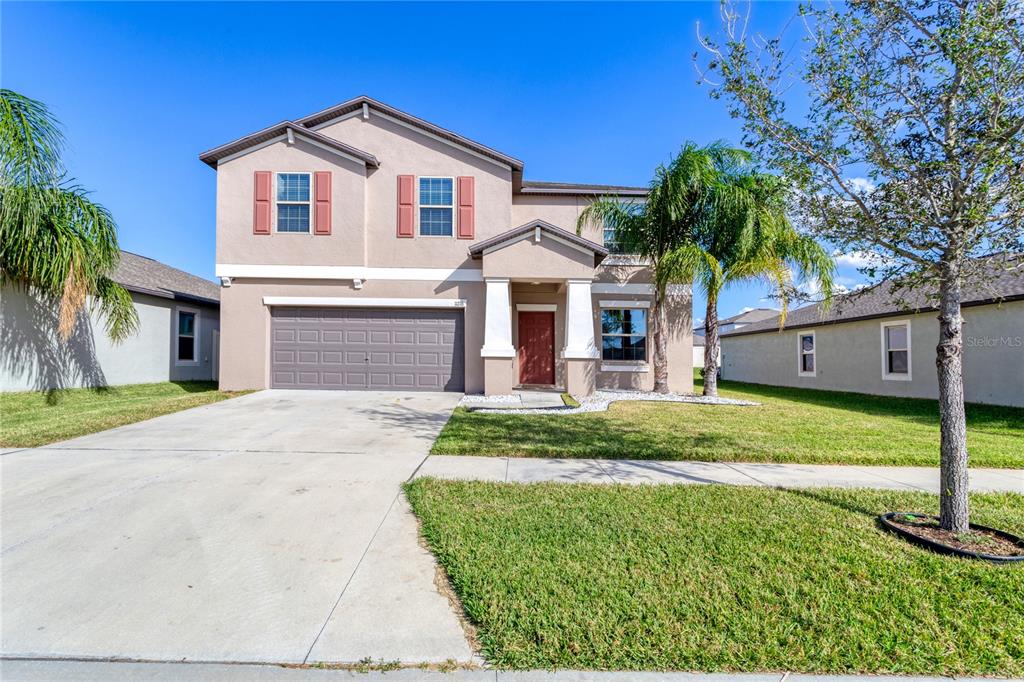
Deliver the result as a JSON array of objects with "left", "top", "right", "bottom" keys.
[{"left": 270, "top": 307, "right": 465, "bottom": 391}]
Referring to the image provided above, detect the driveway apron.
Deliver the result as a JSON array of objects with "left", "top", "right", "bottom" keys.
[{"left": 0, "top": 391, "right": 473, "bottom": 665}]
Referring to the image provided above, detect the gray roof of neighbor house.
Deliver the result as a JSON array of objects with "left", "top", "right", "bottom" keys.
[
  {"left": 518, "top": 180, "right": 649, "bottom": 197},
  {"left": 723, "top": 254, "right": 1023, "bottom": 338},
  {"left": 695, "top": 308, "right": 780, "bottom": 335},
  {"left": 113, "top": 251, "right": 219, "bottom": 306},
  {"left": 468, "top": 219, "right": 609, "bottom": 266}
]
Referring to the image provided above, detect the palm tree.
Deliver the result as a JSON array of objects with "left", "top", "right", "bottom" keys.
[
  {"left": 664, "top": 167, "right": 835, "bottom": 396},
  {"left": 0, "top": 89, "right": 137, "bottom": 341},
  {"left": 577, "top": 142, "right": 751, "bottom": 393}
]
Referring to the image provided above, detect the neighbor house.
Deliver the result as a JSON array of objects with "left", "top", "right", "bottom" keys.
[
  {"left": 1, "top": 251, "right": 220, "bottom": 391},
  {"left": 692, "top": 307, "right": 778, "bottom": 367},
  {"left": 720, "top": 256, "right": 1023, "bottom": 407},
  {"left": 201, "top": 96, "right": 692, "bottom": 395}
]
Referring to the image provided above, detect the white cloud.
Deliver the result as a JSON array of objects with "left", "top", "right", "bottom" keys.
[
  {"left": 832, "top": 250, "right": 893, "bottom": 269},
  {"left": 847, "top": 177, "right": 875, "bottom": 194},
  {"left": 693, "top": 317, "right": 704, "bottom": 328},
  {"left": 737, "top": 306, "right": 755, "bottom": 314}
]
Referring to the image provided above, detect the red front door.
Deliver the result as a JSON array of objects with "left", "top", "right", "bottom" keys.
[{"left": 518, "top": 311, "right": 555, "bottom": 385}]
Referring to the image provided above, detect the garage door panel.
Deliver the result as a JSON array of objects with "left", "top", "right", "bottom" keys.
[{"left": 271, "top": 307, "right": 464, "bottom": 391}]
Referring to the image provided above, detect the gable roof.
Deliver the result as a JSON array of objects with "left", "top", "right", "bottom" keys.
[
  {"left": 468, "top": 219, "right": 609, "bottom": 266},
  {"left": 113, "top": 251, "right": 219, "bottom": 305},
  {"left": 696, "top": 308, "right": 779, "bottom": 334},
  {"left": 518, "top": 180, "right": 648, "bottom": 197},
  {"left": 199, "top": 121, "right": 380, "bottom": 169},
  {"left": 723, "top": 254, "right": 1024, "bottom": 338},
  {"left": 294, "top": 96, "right": 524, "bottom": 171}
]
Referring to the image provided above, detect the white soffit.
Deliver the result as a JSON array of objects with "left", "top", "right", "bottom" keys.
[
  {"left": 262, "top": 296, "right": 467, "bottom": 308},
  {"left": 599, "top": 300, "right": 651, "bottom": 308},
  {"left": 217, "top": 264, "right": 484, "bottom": 282}
]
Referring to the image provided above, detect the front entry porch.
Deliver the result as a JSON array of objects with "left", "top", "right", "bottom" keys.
[
  {"left": 480, "top": 278, "right": 601, "bottom": 396},
  {"left": 469, "top": 220, "right": 609, "bottom": 397}
]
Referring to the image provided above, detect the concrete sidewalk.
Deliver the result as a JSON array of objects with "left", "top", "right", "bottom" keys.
[
  {"left": 1, "top": 660, "right": 1014, "bottom": 681},
  {"left": 416, "top": 456, "right": 1024, "bottom": 493}
]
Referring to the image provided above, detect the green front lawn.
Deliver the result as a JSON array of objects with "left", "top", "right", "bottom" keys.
[
  {"left": 0, "top": 382, "right": 249, "bottom": 448},
  {"left": 407, "top": 479, "right": 1024, "bottom": 674},
  {"left": 432, "top": 376, "right": 1023, "bottom": 468}
]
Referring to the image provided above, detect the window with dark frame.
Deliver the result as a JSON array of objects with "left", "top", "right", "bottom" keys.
[
  {"left": 799, "top": 333, "right": 815, "bottom": 374},
  {"left": 177, "top": 311, "right": 196, "bottom": 362},
  {"left": 601, "top": 309, "right": 647, "bottom": 361}
]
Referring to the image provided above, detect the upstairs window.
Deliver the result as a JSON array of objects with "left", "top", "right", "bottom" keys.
[
  {"left": 419, "top": 177, "right": 453, "bottom": 236},
  {"left": 276, "top": 173, "right": 311, "bottom": 233},
  {"left": 602, "top": 202, "right": 642, "bottom": 254},
  {"left": 798, "top": 332, "right": 816, "bottom": 376},
  {"left": 176, "top": 308, "right": 198, "bottom": 364},
  {"left": 601, "top": 309, "right": 647, "bottom": 361},
  {"left": 882, "top": 320, "right": 912, "bottom": 380}
]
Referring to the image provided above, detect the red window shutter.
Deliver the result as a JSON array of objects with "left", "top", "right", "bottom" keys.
[
  {"left": 457, "top": 176, "right": 474, "bottom": 239},
  {"left": 397, "top": 175, "right": 414, "bottom": 237},
  {"left": 314, "top": 171, "right": 332, "bottom": 235},
  {"left": 253, "top": 171, "right": 272, "bottom": 235}
]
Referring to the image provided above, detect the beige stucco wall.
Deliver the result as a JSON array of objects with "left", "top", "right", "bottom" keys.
[
  {"left": 482, "top": 236, "right": 596, "bottom": 281},
  {"left": 216, "top": 138, "right": 368, "bottom": 267},
  {"left": 720, "top": 300, "right": 1024, "bottom": 407},
  {"left": 318, "top": 115, "right": 512, "bottom": 268}
]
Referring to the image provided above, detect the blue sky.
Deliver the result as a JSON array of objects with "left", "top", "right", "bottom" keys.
[{"left": 3, "top": 1, "right": 868, "bottom": 324}]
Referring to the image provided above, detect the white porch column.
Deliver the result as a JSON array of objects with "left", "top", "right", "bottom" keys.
[
  {"left": 480, "top": 278, "right": 515, "bottom": 358},
  {"left": 563, "top": 279, "right": 599, "bottom": 359}
]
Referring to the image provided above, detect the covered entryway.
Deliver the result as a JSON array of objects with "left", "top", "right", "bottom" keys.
[{"left": 270, "top": 306, "right": 464, "bottom": 391}]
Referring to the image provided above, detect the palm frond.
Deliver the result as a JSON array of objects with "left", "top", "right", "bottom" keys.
[{"left": 0, "top": 89, "right": 65, "bottom": 185}]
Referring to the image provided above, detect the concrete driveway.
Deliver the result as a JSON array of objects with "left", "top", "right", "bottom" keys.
[{"left": 1, "top": 390, "right": 474, "bottom": 666}]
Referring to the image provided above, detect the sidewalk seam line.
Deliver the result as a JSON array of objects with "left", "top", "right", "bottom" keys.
[{"left": 301, "top": 491, "right": 400, "bottom": 665}]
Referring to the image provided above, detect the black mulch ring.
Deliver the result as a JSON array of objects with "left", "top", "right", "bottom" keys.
[{"left": 879, "top": 512, "right": 1024, "bottom": 563}]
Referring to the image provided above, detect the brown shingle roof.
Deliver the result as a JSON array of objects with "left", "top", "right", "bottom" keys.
[
  {"left": 723, "top": 254, "right": 1023, "bottom": 337},
  {"left": 467, "top": 219, "right": 609, "bottom": 266},
  {"left": 199, "top": 121, "right": 380, "bottom": 169},
  {"left": 113, "top": 252, "right": 219, "bottom": 305},
  {"left": 294, "top": 96, "right": 524, "bottom": 171},
  {"left": 518, "top": 180, "right": 649, "bottom": 197}
]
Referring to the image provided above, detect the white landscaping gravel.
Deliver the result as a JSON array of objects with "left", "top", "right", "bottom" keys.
[{"left": 461, "top": 389, "right": 758, "bottom": 414}]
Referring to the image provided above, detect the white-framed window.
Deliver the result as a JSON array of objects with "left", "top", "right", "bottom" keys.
[
  {"left": 602, "top": 202, "right": 642, "bottom": 254},
  {"left": 601, "top": 308, "right": 647, "bottom": 362},
  {"left": 797, "top": 331, "right": 816, "bottom": 376},
  {"left": 881, "top": 320, "right": 912, "bottom": 381},
  {"left": 175, "top": 307, "right": 200, "bottom": 366},
  {"left": 275, "top": 172, "right": 311, "bottom": 233},
  {"left": 419, "top": 176, "right": 454, "bottom": 236}
]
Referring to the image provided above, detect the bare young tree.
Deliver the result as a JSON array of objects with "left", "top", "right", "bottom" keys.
[{"left": 698, "top": 0, "right": 1024, "bottom": 531}]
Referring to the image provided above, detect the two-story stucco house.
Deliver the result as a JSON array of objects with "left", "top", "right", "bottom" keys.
[{"left": 201, "top": 96, "right": 692, "bottom": 395}]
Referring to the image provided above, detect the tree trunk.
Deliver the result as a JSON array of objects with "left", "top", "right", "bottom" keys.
[
  {"left": 936, "top": 261, "right": 969, "bottom": 533},
  {"left": 703, "top": 290, "right": 719, "bottom": 397},
  {"left": 652, "top": 285, "right": 670, "bottom": 394}
]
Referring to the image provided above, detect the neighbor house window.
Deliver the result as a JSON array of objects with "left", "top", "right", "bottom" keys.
[
  {"left": 798, "top": 331, "right": 816, "bottom": 376},
  {"left": 419, "top": 177, "right": 453, "bottom": 236},
  {"left": 601, "top": 308, "right": 647, "bottom": 361},
  {"left": 176, "top": 308, "right": 198, "bottom": 365},
  {"left": 881, "top": 320, "right": 911, "bottom": 380},
  {"left": 276, "top": 173, "right": 311, "bottom": 233}
]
